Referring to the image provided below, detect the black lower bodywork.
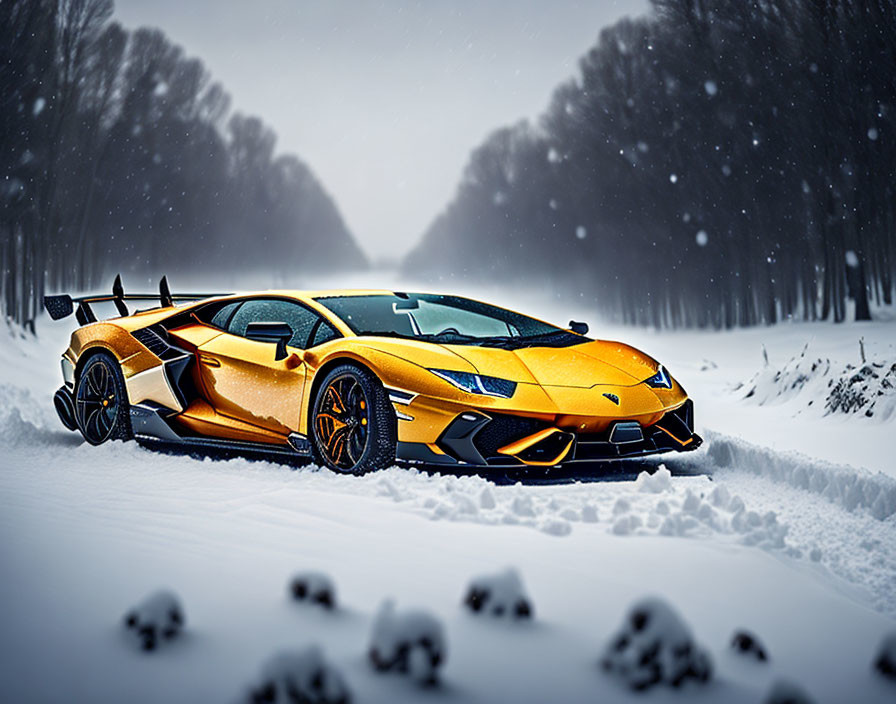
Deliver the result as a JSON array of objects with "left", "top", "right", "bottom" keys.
[
  {"left": 396, "top": 400, "right": 702, "bottom": 468},
  {"left": 55, "top": 374, "right": 700, "bottom": 471},
  {"left": 128, "top": 402, "right": 314, "bottom": 460}
]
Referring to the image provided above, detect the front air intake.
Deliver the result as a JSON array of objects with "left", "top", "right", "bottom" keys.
[{"left": 609, "top": 421, "right": 644, "bottom": 444}]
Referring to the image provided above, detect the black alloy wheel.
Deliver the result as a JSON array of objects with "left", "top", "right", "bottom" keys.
[
  {"left": 75, "top": 352, "right": 133, "bottom": 445},
  {"left": 312, "top": 364, "right": 396, "bottom": 474}
]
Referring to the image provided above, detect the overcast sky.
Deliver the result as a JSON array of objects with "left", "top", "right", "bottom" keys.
[{"left": 114, "top": 0, "right": 648, "bottom": 260}]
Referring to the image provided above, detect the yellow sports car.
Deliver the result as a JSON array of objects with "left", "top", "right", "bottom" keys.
[{"left": 45, "top": 277, "right": 701, "bottom": 474}]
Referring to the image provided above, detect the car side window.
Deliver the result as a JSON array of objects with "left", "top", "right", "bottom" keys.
[
  {"left": 227, "top": 299, "right": 321, "bottom": 349},
  {"left": 209, "top": 301, "right": 242, "bottom": 329},
  {"left": 309, "top": 320, "right": 340, "bottom": 347}
]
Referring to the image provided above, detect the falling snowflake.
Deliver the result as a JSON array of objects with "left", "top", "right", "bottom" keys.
[
  {"left": 704, "top": 80, "right": 718, "bottom": 96},
  {"left": 575, "top": 226, "right": 587, "bottom": 240},
  {"left": 867, "top": 127, "right": 879, "bottom": 141},
  {"left": 669, "top": 174, "right": 678, "bottom": 184},
  {"left": 695, "top": 230, "right": 708, "bottom": 247}
]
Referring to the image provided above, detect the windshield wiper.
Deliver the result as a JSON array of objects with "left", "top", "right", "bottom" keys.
[
  {"left": 475, "top": 331, "right": 585, "bottom": 348},
  {"left": 355, "top": 329, "right": 583, "bottom": 348},
  {"left": 355, "top": 330, "right": 479, "bottom": 343}
]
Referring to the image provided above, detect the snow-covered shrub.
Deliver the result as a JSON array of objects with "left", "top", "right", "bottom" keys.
[
  {"left": 730, "top": 629, "right": 768, "bottom": 662},
  {"left": 764, "top": 679, "right": 814, "bottom": 704},
  {"left": 247, "top": 646, "right": 351, "bottom": 704},
  {"left": 290, "top": 571, "right": 336, "bottom": 610},
  {"left": 874, "top": 632, "right": 896, "bottom": 680},
  {"left": 123, "top": 590, "right": 184, "bottom": 651},
  {"left": 826, "top": 363, "right": 896, "bottom": 419},
  {"left": 738, "top": 345, "right": 896, "bottom": 421},
  {"left": 368, "top": 600, "right": 446, "bottom": 686},
  {"left": 463, "top": 567, "right": 533, "bottom": 620},
  {"left": 600, "top": 597, "right": 712, "bottom": 691}
]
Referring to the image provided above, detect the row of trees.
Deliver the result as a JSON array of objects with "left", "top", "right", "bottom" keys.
[
  {"left": 2, "top": 0, "right": 366, "bottom": 330},
  {"left": 405, "top": 0, "right": 896, "bottom": 327}
]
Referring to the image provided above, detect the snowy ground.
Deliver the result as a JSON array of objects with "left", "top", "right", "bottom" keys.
[{"left": 1, "top": 272, "right": 895, "bottom": 703}]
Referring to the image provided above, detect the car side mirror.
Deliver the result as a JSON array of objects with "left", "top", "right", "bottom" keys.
[
  {"left": 245, "top": 321, "right": 293, "bottom": 361},
  {"left": 569, "top": 320, "right": 589, "bottom": 335}
]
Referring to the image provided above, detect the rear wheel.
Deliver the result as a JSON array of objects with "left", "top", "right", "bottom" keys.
[
  {"left": 311, "top": 364, "right": 396, "bottom": 474},
  {"left": 75, "top": 352, "right": 133, "bottom": 445}
]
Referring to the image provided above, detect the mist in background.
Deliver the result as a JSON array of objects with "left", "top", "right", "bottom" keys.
[
  {"left": 2, "top": 0, "right": 895, "bottom": 331},
  {"left": 113, "top": 0, "right": 647, "bottom": 262},
  {"left": 407, "top": 0, "right": 896, "bottom": 328}
]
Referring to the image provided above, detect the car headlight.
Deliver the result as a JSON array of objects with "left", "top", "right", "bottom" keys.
[
  {"left": 429, "top": 369, "right": 517, "bottom": 398},
  {"left": 644, "top": 364, "right": 673, "bottom": 389}
]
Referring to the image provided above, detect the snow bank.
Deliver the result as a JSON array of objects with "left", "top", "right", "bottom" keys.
[
  {"left": 289, "top": 571, "right": 337, "bottom": 610},
  {"left": 368, "top": 600, "right": 446, "bottom": 686},
  {"left": 600, "top": 596, "right": 712, "bottom": 691},
  {"left": 463, "top": 567, "right": 533, "bottom": 620},
  {"left": 703, "top": 430, "right": 896, "bottom": 520},
  {"left": 0, "top": 385, "right": 71, "bottom": 447},
  {"left": 123, "top": 590, "right": 184, "bottom": 651},
  {"left": 246, "top": 646, "right": 350, "bottom": 704},
  {"left": 738, "top": 345, "right": 896, "bottom": 422}
]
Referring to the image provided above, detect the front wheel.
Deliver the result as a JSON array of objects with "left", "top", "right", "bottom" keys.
[
  {"left": 75, "top": 352, "right": 133, "bottom": 445},
  {"left": 311, "top": 364, "right": 396, "bottom": 474}
]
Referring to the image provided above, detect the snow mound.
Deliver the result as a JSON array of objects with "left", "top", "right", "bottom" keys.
[
  {"left": 705, "top": 430, "right": 896, "bottom": 520},
  {"left": 612, "top": 514, "right": 643, "bottom": 535},
  {"left": 601, "top": 596, "right": 712, "bottom": 691},
  {"left": 463, "top": 567, "right": 533, "bottom": 620},
  {"left": 290, "top": 571, "right": 336, "bottom": 610},
  {"left": 0, "top": 387, "right": 71, "bottom": 447},
  {"left": 827, "top": 363, "right": 896, "bottom": 420},
  {"left": 875, "top": 632, "right": 896, "bottom": 680},
  {"left": 634, "top": 465, "right": 673, "bottom": 493},
  {"left": 739, "top": 345, "right": 896, "bottom": 421},
  {"left": 730, "top": 629, "right": 769, "bottom": 662},
  {"left": 246, "top": 646, "right": 351, "bottom": 704},
  {"left": 764, "top": 679, "right": 815, "bottom": 704},
  {"left": 369, "top": 600, "right": 446, "bottom": 686},
  {"left": 123, "top": 590, "right": 184, "bottom": 651}
]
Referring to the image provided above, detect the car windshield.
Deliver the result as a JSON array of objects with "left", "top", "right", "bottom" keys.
[{"left": 314, "top": 293, "right": 589, "bottom": 349}]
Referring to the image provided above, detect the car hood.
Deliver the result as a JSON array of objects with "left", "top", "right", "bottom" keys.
[{"left": 441, "top": 340, "right": 659, "bottom": 388}]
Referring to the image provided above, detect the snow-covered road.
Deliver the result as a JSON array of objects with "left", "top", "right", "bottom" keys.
[{"left": 1, "top": 278, "right": 894, "bottom": 703}]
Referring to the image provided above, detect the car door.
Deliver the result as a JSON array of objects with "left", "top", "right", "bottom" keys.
[{"left": 195, "top": 298, "right": 322, "bottom": 436}]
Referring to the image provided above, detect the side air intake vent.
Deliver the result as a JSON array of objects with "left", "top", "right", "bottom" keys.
[{"left": 132, "top": 325, "right": 184, "bottom": 361}]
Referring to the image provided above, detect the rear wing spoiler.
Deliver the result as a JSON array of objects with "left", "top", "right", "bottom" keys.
[{"left": 43, "top": 275, "right": 230, "bottom": 326}]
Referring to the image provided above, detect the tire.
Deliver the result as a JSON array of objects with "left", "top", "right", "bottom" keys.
[
  {"left": 75, "top": 351, "right": 133, "bottom": 445},
  {"left": 311, "top": 364, "right": 396, "bottom": 474}
]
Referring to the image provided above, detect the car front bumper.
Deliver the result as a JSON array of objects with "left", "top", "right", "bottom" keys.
[{"left": 395, "top": 399, "right": 702, "bottom": 468}]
